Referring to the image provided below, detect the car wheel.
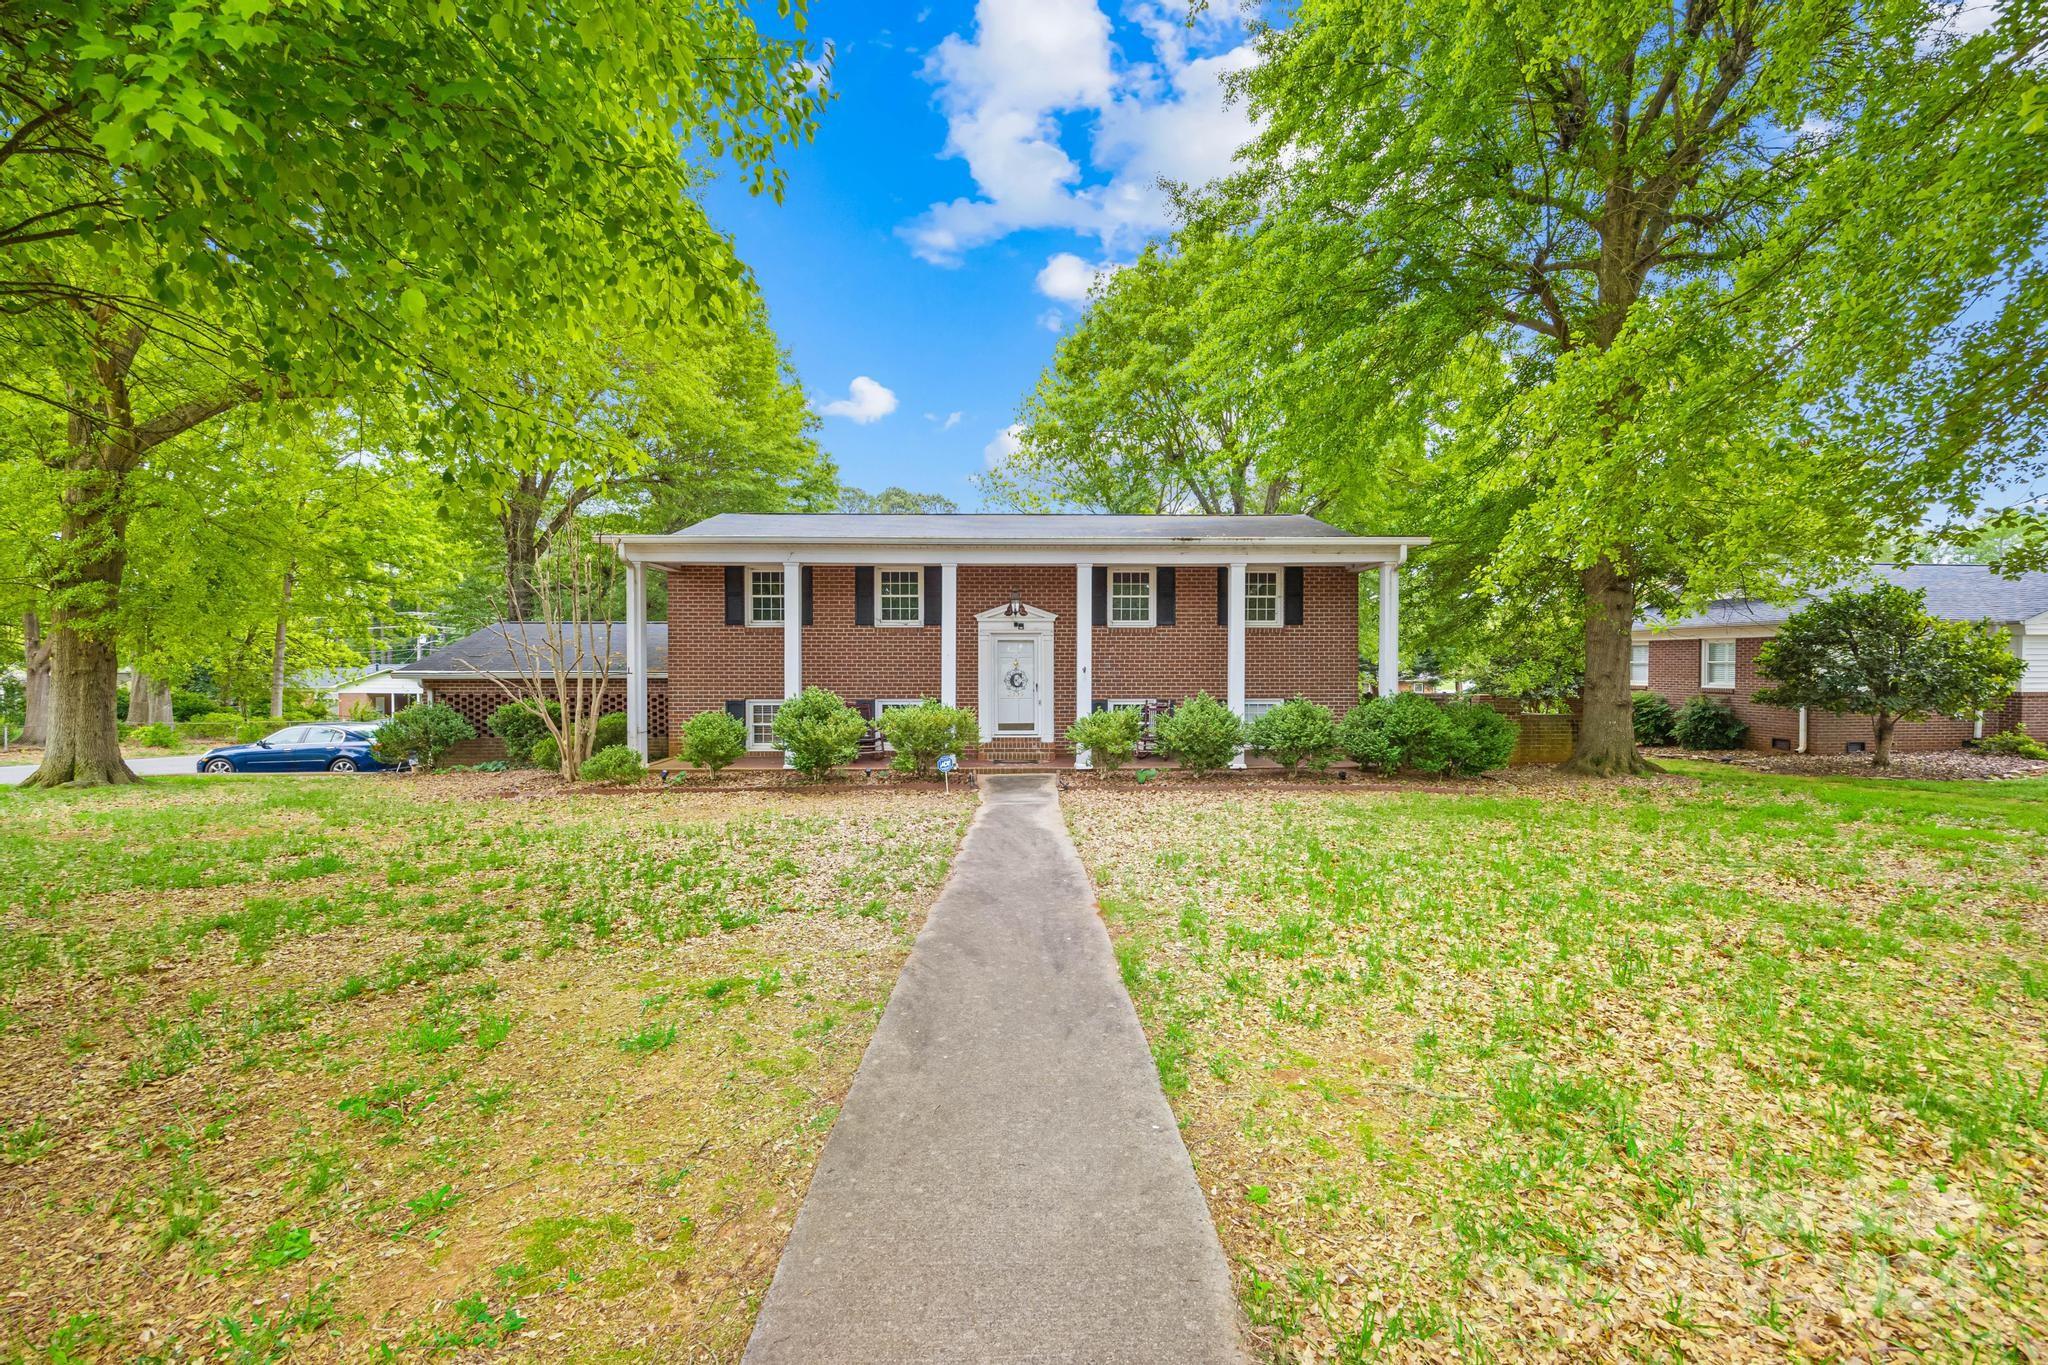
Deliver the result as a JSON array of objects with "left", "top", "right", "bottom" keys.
[
  {"left": 203, "top": 758, "right": 235, "bottom": 774},
  {"left": 327, "top": 757, "right": 359, "bottom": 773}
]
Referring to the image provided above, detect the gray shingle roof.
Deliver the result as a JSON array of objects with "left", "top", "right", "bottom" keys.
[
  {"left": 665, "top": 513, "right": 1368, "bottom": 541},
  {"left": 1641, "top": 564, "right": 2048, "bottom": 630},
  {"left": 393, "top": 623, "right": 667, "bottom": 679}
]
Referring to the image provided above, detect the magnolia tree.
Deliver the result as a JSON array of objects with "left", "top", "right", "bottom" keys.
[{"left": 1754, "top": 585, "right": 2022, "bottom": 767}]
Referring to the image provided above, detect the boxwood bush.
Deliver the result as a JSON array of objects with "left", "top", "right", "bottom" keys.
[
  {"left": 136, "top": 722, "right": 180, "bottom": 749},
  {"left": 580, "top": 744, "right": 647, "bottom": 785},
  {"left": 488, "top": 699, "right": 561, "bottom": 766},
  {"left": 530, "top": 734, "right": 560, "bottom": 773},
  {"left": 1154, "top": 692, "right": 1245, "bottom": 773},
  {"left": 372, "top": 702, "right": 475, "bottom": 771},
  {"left": 591, "top": 710, "right": 628, "bottom": 753},
  {"left": 1436, "top": 701, "right": 1517, "bottom": 775},
  {"left": 1066, "top": 707, "right": 1143, "bottom": 776},
  {"left": 1671, "top": 696, "right": 1748, "bottom": 750},
  {"left": 679, "top": 709, "right": 748, "bottom": 776},
  {"left": 1335, "top": 694, "right": 1446, "bottom": 774},
  {"left": 877, "top": 700, "right": 976, "bottom": 778},
  {"left": 1247, "top": 697, "right": 1337, "bottom": 774},
  {"left": 772, "top": 687, "right": 868, "bottom": 778}
]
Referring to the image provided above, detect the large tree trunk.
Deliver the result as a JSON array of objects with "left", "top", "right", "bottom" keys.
[
  {"left": 1873, "top": 713, "right": 1895, "bottom": 768},
  {"left": 502, "top": 491, "right": 541, "bottom": 622},
  {"left": 270, "top": 563, "right": 296, "bottom": 718},
  {"left": 26, "top": 461, "right": 137, "bottom": 787},
  {"left": 129, "top": 669, "right": 161, "bottom": 725},
  {"left": 1564, "top": 557, "right": 1657, "bottom": 777},
  {"left": 20, "top": 611, "right": 51, "bottom": 746}
]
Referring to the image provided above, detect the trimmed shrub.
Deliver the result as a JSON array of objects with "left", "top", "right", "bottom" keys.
[
  {"left": 1336, "top": 694, "right": 1451, "bottom": 775},
  {"left": 234, "top": 719, "right": 270, "bottom": 744},
  {"left": 1671, "top": 696, "right": 1748, "bottom": 750},
  {"left": 678, "top": 710, "right": 747, "bottom": 776},
  {"left": 179, "top": 717, "right": 241, "bottom": 740},
  {"left": 1154, "top": 692, "right": 1245, "bottom": 773},
  {"left": 530, "top": 734, "right": 561, "bottom": 773},
  {"left": 372, "top": 702, "right": 475, "bottom": 771},
  {"left": 1632, "top": 692, "right": 1677, "bottom": 746},
  {"left": 488, "top": 699, "right": 561, "bottom": 766},
  {"left": 580, "top": 744, "right": 647, "bottom": 785},
  {"left": 1066, "top": 708, "right": 1143, "bottom": 776},
  {"left": 591, "top": 711, "right": 628, "bottom": 753},
  {"left": 170, "top": 689, "right": 213, "bottom": 721},
  {"left": 1437, "top": 702, "right": 1517, "bottom": 776},
  {"left": 877, "top": 701, "right": 977, "bottom": 778},
  {"left": 136, "top": 722, "right": 180, "bottom": 749},
  {"left": 1976, "top": 724, "right": 2048, "bottom": 760},
  {"left": 771, "top": 687, "right": 868, "bottom": 778},
  {"left": 1247, "top": 697, "right": 1337, "bottom": 774}
]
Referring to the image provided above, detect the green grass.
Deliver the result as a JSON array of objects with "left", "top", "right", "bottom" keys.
[
  {"left": 0, "top": 772, "right": 968, "bottom": 1361},
  {"left": 1070, "top": 768, "right": 2048, "bottom": 1362}
]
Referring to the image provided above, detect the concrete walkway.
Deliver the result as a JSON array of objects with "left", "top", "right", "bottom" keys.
[{"left": 744, "top": 775, "right": 1248, "bottom": 1365}]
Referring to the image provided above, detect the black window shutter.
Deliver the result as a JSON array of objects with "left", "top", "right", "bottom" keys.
[
  {"left": 1157, "top": 567, "right": 1176, "bottom": 625},
  {"left": 724, "top": 699, "right": 746, "bottom": 721},
  {"left": 854, "top": 567, "right": 874, "bottom": 626},
  {"left": 924, "top": 565, "right": 943, "bottom": 626},
  {"left": 1216, "top": 566, "right": 1228, "bottom": 626},
  {"left": 1284, "top": 567, "right": 1305, "bottom": 626},
  {"left": 1092, "top": 567, "right": 1108, "bottom": 621},
  {"left": 801, "top": 566, "right": 814, "bottom": 626},
  {"left": 854, "top": 699, "right": 876, "bottom": 719},
  {"left": 1092, "top": 699, "right": 1107, "bottom": 713},
  {"left": 724, "top": 567, "right": 745, "bottom": 625}
]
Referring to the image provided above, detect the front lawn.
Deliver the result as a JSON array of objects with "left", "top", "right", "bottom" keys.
[
  {"left": 0, "top": 774, "right": 968, "bottom": 1360},
  {"left": 1069, "top": 767, "right": 2048, "bottom": 1360}
]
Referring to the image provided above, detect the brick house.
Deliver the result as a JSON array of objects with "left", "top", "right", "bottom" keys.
[
  {"left": 596, "top": 513, "right": 1422, "bottom": 765},
  {"left": 1633, "top": 564, "right": 2048, "bottom": 754},
  {"left": 393, "top": 623, "right": 668, "bottom": 765}
]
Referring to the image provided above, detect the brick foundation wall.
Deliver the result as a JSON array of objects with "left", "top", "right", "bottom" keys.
[
  {"left": 422, "top": 678, "right": 670, "bottom": 763},
  {"left": 663, "top": 562, "right": 1364, "bottom": 744},
  {"left": 1643, "top": 636, "right": 2040, "bottom": 754}
]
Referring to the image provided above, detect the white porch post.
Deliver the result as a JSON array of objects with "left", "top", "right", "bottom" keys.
[
  {"left": 1226, "top": 560, "right": 1247, "bottom": 769},
  {"left": 1074, "top": 560, "right": 1093, "bottom": 769},
  {"left": 1378, "top": 560, "right": 1401, "bottom": 697},
  {"left": 624, "top": 559, "right": 648, "bottom": 760},
  {"left": 782, "top": 559, "right": 802, "bottom": 768},
  {"left": 940, "top": 562, "right": 958, "bottom": 708}
]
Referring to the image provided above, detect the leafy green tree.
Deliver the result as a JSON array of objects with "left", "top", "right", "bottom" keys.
[
  {"left": 838, "top": 487, "right": 959, "bottom": 514},
  {"left": 2, "top": 1, "right": 824, "bottom": 787},
  {"left": 1199, "top": 0, "right": 2047, "bottom": 775},
  {"left": 1754, "top": 584, "right": 2022, "bottom": 766}
]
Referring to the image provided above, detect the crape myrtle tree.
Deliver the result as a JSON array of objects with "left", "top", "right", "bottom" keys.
[
  {"left": 1754, "top": 583, "right": 2023, "bottom": 766},
  {"left": 1215, "top": 0, "right": 2047, "bottom": 774},
  {"left": 0, "top": 0, "right": 825, "bottom": 786}
]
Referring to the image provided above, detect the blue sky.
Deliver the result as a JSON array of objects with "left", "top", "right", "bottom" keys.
[{"left": 701, "top": 1, "right": 1261, "bottom": 510}]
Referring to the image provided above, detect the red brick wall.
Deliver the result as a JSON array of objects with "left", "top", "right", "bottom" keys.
[
  {"left": 423, "top": 678, "right": 669, "bottom": 762},
  {"left": 664, "top": 562, "right": 1363, "bottom": 744},
  {"left": 1643, "top": 635, "right": 2035, "bottom": 754}
]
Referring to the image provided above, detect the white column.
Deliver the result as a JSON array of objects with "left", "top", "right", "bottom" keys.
[
  {"left": 1226, "top": 560, "right": 1247, "bottom": 769},
  {"left": 940, "top": 562, "right": 958, "bottom": 708},
  {"left": 624, "top": 559, "right": 648, "bottom": 760},
  {"left": 782, "top": 559, "right": 802, "bottom": 768},
  {"left": 1074, "top": 560, "right": 1093, "bottom": 769},
  {"left": 1378, "top": 560, "right": 1401, "bottom": 697}
]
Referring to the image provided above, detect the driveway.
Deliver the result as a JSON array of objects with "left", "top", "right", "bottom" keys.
[
  {"left": 0, "top": 754, "right": 212, "bottom": 787},
  {"left": 743, "top": 774, "right": 1248, "bottom": 1364}
]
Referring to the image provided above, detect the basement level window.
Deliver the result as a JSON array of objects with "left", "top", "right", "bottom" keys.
[
  {"left": 1845, "top": 741, "right": 1867, "bottom": 754},
  {"left": 1771, "top": 737, "right": 1792, "bottom": 751},
  {"left": 747, "top": 700, "right": 782, "bottom": 750}
]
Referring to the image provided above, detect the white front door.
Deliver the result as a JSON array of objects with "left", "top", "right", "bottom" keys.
[{"left": 994, "top": 637, "right": 1037, "bottom": 731}]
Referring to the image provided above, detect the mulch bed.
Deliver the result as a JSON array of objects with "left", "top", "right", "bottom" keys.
[{"left": 1646, "top": 745, "right": 2048, "bottom": 780}]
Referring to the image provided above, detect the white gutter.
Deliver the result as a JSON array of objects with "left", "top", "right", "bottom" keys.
[{"left": 598, "top": 533, "right": 1424, "bottom": 568}]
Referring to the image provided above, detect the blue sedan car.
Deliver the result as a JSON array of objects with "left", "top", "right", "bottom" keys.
[{"left": 197, "top": 723, "right": 396, "bottom": 775}]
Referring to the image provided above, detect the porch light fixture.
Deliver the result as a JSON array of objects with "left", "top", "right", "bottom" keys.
[{"left": 1006, "top": 590, "right": 1022, "bottom": 617}]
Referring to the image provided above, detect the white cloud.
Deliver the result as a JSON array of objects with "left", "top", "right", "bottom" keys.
[
  {"left": 983, "top": 423, "right": 1024, "bottom": 468},
  {"left": 924, "top": 410, "right": 965, "bottom": 429},
  {"left": 1037, "top": 308, "right": 1066, "bottom": 333},
  {"left": 901, "top": 0, "right": 1259, "bottom": 264},
  {"left": 818, "top": 376, "right": 899, "bottom": 424},
  {"left": 1034, "top": 251, "right": 1124, "bottom": 303}
]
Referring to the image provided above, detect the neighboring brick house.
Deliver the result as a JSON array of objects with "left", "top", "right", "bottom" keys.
[
  {"left": 393, "top": 623, "right": 669, "bottom": 765},
  {"left": 1633, "top": 564, "right": 2048, "bottom": 755},
  {"left": 600, "top": 513, "right": 1422, "bottom": 765}
]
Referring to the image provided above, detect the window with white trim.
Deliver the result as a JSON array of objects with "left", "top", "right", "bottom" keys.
[
  {"left": 878, "top": 569, "right": 923, "bottom": 625},
  {"left": 746, "top": 700, "right": 782, "bottom": 749},
  {"left": 1245, "top": 571, "right": 1281, "bottom": 626},
  {"left": 1109, "top": 569, "right": 1153, "bottom": 626},
  {"left": 1242, "top": 699, "right": 1283, "bottom": 723},
  {"left": 1702, "top": 640, "right": 1736, "bottom": 689},
  {"left": 1630, "top": 643, "right": 1650, "bottom": 688},
  {"left": 748, "top": 569, "right": 785, "bottom": 625}
]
